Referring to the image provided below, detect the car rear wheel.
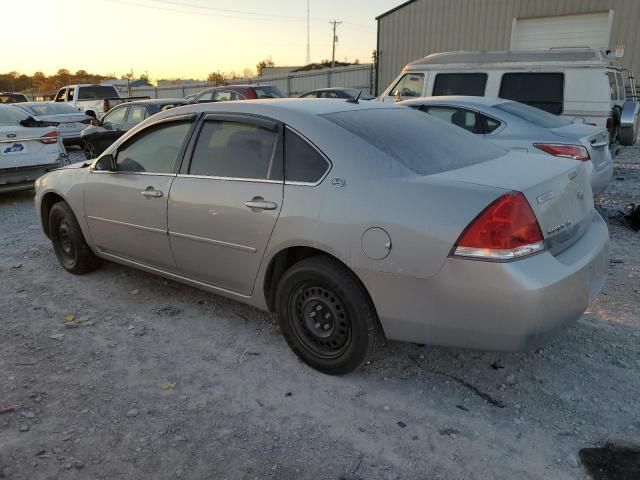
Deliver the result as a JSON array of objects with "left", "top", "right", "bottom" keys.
[
  {"left": 49, "top": 202, "right": 101, "bottom": 275},
  {"left": 83, "top": 141, "right": 97, "bottom": 160},
  {"left": 275, "top": 256, "right": 383, "bottom": 375}
]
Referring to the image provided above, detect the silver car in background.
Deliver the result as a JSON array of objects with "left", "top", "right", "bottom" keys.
[
  {"left": 11, "top": 102, "right": 92, "bottom": 146},
  {"left": 400, "top": 96, "right": 614, "bottom": 195},
  {"left": 34, "top": 99, "right": 609, "bottom": 374}
]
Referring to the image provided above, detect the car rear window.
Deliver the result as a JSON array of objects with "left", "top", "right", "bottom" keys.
[
  {"left": 0, "top": 105, "right": 28, "bottom": 126},
  {"left": 499, "top": 73, "right": 564, "bottom": 114},
  {"left": 253, "top": 86, "right": 285, "bottom": 99},
  {"left": 432, "top": 73, "right": 487, "bottom": 96},
  {"left": 21, "top": 103, "right": 79, "bottom": 116},
  {"left": 78, "top": 86, "right": 119, "bottom": 100},
  {"left": 493, "top": 101, "right": 570, "bottom": 129},
  {"left": 0, "top": 94, "right": 27, "bottom": 104},
  {"left": 322, "top": 108, "right": 505, "bottom": 175}
]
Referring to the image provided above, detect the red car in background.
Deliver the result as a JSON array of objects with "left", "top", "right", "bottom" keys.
[{"left": 187, "top": 84, "right": 286, "bottom": 103}]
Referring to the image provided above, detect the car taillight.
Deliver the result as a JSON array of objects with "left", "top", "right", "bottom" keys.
[
  {"left": 40, "top": 131, "right": 58, "bottom": 144},
  {"left": 606, "top": 117, "right": 613, "bottom": 131},
  {"left": 534, "top": 143, "right": 589, "bottom": 161},
  {"left": 453, "top": 192, "right": 545, "bottom": 261}
]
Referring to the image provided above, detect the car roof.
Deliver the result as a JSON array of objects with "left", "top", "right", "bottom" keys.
[{"left": 400, "top": 96, "right": 510, "bottom": 108}]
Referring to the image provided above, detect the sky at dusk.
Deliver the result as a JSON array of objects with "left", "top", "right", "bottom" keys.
[{"left": 3, "top": 0, "right": 402, "bottom": 80}]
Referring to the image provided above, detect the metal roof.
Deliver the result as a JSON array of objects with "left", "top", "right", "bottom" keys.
[
  {"left": 407, "top": 48, "right": 617, "bottom": 67},
  {"left": 376, "top": 0, "right": 419, "bottom": 20}
]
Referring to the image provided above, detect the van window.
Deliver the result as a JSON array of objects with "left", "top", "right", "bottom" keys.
[
  {"left": 606, "top": 72, "right": 618, "bottom": 101},
  {"left": 616, "top": 72, "right": 626, "bottom": 101},
  {"left": 432, "top": 73, "right": 487, "bottom": 96},
  {"left": 499, "top": 73, "right": 564, "bottom": 115},
  {"left": 390, "top": 73, "right": 425, "bottom": 98}
]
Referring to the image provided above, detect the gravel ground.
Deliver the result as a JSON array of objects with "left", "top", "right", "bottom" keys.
[{"left": 1, "top": 147, "right": 639, "bottom": 480}]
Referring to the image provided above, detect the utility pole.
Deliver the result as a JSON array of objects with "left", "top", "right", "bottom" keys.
[
  {"left": 329, "top": 19, "right": 342, "bottom": 68},
  {"left": 306, "top": 0, "right": 311, "bottom": 65}
]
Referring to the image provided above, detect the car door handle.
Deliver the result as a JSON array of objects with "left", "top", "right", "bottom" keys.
[
  {"left": 245, "top": 199, "right": 278, "bottom": 210},
  {"left": 140, "top": 188, "right": 163, "bottom": 198}
]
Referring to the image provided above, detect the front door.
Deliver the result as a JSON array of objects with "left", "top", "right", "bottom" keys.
[
  {"left": 84, "top": 117, "right": 194, "bottom": 270},
  {"left": 168, "top": 115, "right": 283, "bottom": 295},
  {"left": 93, "top": 104, "right": 129, "bottom": 152}
]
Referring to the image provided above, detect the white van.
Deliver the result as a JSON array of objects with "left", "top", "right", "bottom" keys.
[{"left": 379, "top": 48, "right": 639, "bottom": 146}]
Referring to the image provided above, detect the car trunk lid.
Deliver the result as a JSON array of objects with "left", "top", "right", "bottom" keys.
[
  {"left": 435, "top": 151, "right": 594, "bottom": 255},
  {"left": 550, "top": 123, "right": 610, "bottom": 171},
  {"left": 0, "top": 126, "right": 61, "bottom": 170}
]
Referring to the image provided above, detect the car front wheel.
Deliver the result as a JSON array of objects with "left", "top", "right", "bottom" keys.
[
  {"left": 83, "top": 141, "right": 97, "bottom": 160},
  {"left": 49, "top": 202, "right": 101, "bottom": 275},
  {"left": 275, "top": 256, "right": 383, "bottom": 375}
]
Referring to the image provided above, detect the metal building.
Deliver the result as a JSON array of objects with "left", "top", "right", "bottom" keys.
[{"left": 375, "top": 0, "right": 640, "bottom": 94}]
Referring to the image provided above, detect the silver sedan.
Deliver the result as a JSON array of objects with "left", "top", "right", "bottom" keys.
[
  {"left": 399, "top": 96, "right": 613, "bottom": 195},
  {"left": 11, "top": 102, "right": 92, "bottom": 146},
  {"left": 34, "top": 99, "right": 609, "bottom": 374}
]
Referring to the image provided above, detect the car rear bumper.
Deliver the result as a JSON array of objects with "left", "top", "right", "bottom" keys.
[
  {"left": 369, "top": 212, "right": 609, "bottom": 351},
  {"left": 0, "top": 162, "right": 62, "bottom": 193}
]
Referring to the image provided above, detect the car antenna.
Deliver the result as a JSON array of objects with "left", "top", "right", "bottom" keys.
[{"left": 346, "top": 90, "right": 362, "bottom": 104}]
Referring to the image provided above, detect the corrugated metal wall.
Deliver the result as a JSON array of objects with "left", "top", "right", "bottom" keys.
[
  {"left": 377, "top": 0, "right": 640, "bottom": 93},
  {"left": 127, "top": 64, "right": 374, "bottom": 99}
]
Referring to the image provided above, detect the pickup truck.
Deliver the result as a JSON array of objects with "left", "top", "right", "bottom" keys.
[{"left": 53, "top": 84, "right": 148, "bottom": 118}]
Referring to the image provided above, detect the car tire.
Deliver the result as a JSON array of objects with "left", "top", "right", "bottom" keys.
[
  {"left": 49, "top": 202, "right": 101, "bottom": 275},
  {"left": 83, "top": 141, "right": 97, "bottom": 160},
  {"left": 275, "top": 256, "right": 383, "bottom": 375}
]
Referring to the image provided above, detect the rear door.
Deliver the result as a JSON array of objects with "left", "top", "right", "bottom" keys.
[
  {"left": 84, "top": 115, "right": 195, "bottom": 270},
  {"left": 168, "top": 114, "right": 283, "bottom": 295}
]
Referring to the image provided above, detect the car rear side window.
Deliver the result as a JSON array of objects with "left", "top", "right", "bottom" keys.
[
  {"left": 425, "top": 106, "right": 483, "bottom": 134},
  {"left": 189, "top": 121, "right": 278, "bottom": 180},
  {"left": 127, "top": 105, "right": 147, "bottom": 123},
  {"left": 78, "top": 86, "right": 118, "bottom": 100},
  {"left": 432, "top": 73, "right": 487, "bottom": 96},
  {"left": 499, "top": 73, "right": 564, "bottom": 114},
  {"left": 116, "top": 121, "right": 191, "bottom": 174},
  {"left": 323, "top": 108, "right": 505, "bottom": 175},
  {"left": 284, "top": 128, "right": 330, "bottom": 184}
]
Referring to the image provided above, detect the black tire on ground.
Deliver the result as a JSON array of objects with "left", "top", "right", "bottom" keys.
[
  {"left": 49, "top": 202, "right": 102, "bottom": 275},
  {"left": 275, "top": 256, "right": 384, "bottom": 375},
  {"left": 83, "top": 141, "right": 97, "bottom": 160}
]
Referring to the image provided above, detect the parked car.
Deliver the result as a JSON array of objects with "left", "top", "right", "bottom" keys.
[
  {"left": 0, "top": 92, "right": 28, "bottom": 104},
  {"left": 53, "top": 84, "right": 149, "bottom": 119},
  {"left": 0, "top": 104, "right": 66, "bottom": 193},
  {"left": 400, "top": 96, "right": 613, "bottom": 194},
  {"left": 188, "top": 85, "right": 286, "bottom": 103},
  {"left": 35, "top": 99, "right": 609, "bottom": 374},
  {"left": 379, "top": 48, "right": 640, "bottom": 147},
  {"left": 299, "top": 87, "right": 374, "bottom": 100},
  {"left": 11, "top": 102, "right": 92, "bottom": 146},
  {"left": 81, "top": 98, "right": 185, "bottom": 159},
  {"left": 184, "top": 92, "right": 198, "bottom": 102}
]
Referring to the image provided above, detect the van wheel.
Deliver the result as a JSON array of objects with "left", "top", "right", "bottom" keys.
[
  {"left": 275, "top": 256, "right": 383, "bottom": 375},
  {"left": 49, "top": 202, "right": 101, "bottom": 275}
]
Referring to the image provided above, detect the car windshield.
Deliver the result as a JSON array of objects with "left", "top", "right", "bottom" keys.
[
  {"left": 322, "top": 107, "right": 505, "bottom": 175},
  {"left": 21, "top": 103, "right": 79, "bottom": 116},
  {"left": 493, "top": 101, "right": 571, "bottom": 129},
  {"left": 0, "top": 105, "right": 29, "bottom": 126},
  {"left": 253, "top": 86, "right": 285, "bottom": 99},
  {"left": 77, "top": 86, "right": 119, "bottom": 100}
]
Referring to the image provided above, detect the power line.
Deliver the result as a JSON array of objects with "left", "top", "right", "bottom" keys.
[
  {"left": 144, "top": 0, "right": 306, "bottom": 19},
  {"left": 306, "top": 0, "right": 311, "bottom": 64},
  {"left": 329, "top": 19, "right": 342, "bottom": 68}
]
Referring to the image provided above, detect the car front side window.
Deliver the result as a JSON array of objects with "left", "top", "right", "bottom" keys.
[
  {"left": 115, "top": 121, "right": 192, "bottom": 174},
  {"left": 127, "top": 105, "right": 147, "bottom": 124},
  {"left": 102, "top": 106, "right": 128, "bottom": 126}
]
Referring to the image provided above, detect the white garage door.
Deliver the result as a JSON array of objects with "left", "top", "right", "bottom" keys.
[{"left": 511, "top": 12, "right": 612, "bottom": 50}]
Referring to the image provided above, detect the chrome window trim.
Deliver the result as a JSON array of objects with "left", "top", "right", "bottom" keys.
[
  {"left": 90, "top": 170, "right": 177, "bottom": 177},
  {"left": 176, "top": 173, "right": 281, "bottom": 184},
  {"left": 283, "top": 125, "right": 332, "bottom": 187}
]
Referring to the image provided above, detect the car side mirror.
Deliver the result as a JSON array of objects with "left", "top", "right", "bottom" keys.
[{"left": 94, "top": 154, "right": 116, "bottom": 172}]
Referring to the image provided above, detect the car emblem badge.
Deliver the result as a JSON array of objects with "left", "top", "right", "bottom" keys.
[
  {"left": 331, "top": 177, "right": 346, "bottom": 188},
  {"left": 577, "top": 190, "right": 584, "bottom": 200},
  {"left": 7, "top": 133, "right": 16, "bottom": 138},
  {"left": 537, "top": 191, "right": 554, "bottom": 204}
]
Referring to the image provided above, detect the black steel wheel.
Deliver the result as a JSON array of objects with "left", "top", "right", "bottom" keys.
[
  {"left": 276, "top": 256, "right": 383, "bottom": 375},
  {"left": 49, "top": 202, "right": 102, "bottom": 275}
]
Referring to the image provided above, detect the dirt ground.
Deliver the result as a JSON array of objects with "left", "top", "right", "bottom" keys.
[{"left": 1, "top": 147, "right": 639, "bottom": 480}]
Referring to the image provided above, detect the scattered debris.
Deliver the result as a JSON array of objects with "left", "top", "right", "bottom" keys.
[
  {"left": 0, "top": 406, "right": 17, "bottom": 415},
  {"left": 49, "top": 333, "right": 64, "bottom": 341},
  {"left": 126, "top": 408, "right": 139, "bottom": 418},
  {"left": 153, "top": 305, "right": 182, "bottom": 317},
  {"left": 439, "top": 428, "right": 460, "bottom": 436},
  {"left": 285, "top": 392, "right": 293, "bottom": 397},
  {"left": 490, "top": 361, "right": 505, "bottom": 370},
  {"left": 158, "top": 382, "right": 176, "bottom": 390},
  {"left": 131, "top": 289, "right": 140, "bottom": 295},
  {"left": 397, "top": 421, "right": 407, "bottom": 428},
  {"left": 456, "top": 405, "right": 470, "bottom": 412}
]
